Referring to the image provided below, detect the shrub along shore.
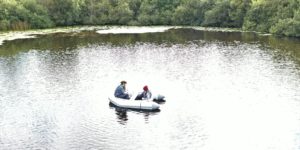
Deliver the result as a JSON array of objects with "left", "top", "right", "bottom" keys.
[{"left": 0, "top": 0, "right": 299, "bottom": 37}]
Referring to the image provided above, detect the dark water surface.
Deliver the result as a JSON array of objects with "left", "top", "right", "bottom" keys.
[{"left": 0, "top": 27, "right": 300, "bottom": 150}]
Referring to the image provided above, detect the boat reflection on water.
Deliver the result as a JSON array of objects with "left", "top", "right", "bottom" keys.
[
  {"left": 152, "top": 99, "right": 166, "bottom": 105},
  {"left": 114, "top": 107, "right": 128, "bottom": 125},
  {"left": 109, "top": 102, "right": 161, "bottom": 125}
]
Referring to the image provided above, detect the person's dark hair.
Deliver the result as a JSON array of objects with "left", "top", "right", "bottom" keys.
[{"left": 121, "top": 81, "right": 127, "bottom": 84}]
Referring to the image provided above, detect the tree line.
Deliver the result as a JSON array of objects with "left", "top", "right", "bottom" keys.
[{"left": 0, "top": 0, "right": 299, "bottom": 37}]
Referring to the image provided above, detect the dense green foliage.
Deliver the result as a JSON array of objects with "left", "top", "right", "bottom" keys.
[{"left": 0, "top": 0, "right": 299, "bottom": 37}]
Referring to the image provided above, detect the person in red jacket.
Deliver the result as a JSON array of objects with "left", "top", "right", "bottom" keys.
[{"left": 135, "top": 85, "right": 152, "bottom": 100}]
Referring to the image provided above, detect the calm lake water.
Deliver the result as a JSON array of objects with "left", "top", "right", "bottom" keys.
[{"left": 0, "top": 27, "right": 300, "bottom": 150}]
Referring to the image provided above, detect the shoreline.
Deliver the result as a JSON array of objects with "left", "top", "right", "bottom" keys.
[{"left": 0, "top": 25, "right": 272, "bottom": 46}]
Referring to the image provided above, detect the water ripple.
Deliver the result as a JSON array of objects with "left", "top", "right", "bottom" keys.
[{"left": 1, "top": 32, "right": 300, "bottom": 150}]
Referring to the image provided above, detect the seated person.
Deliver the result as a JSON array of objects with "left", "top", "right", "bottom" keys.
[
  {"left": 114, "top": 81, "right": 130, "bottom": 99},
  {"left": 135, "top": 85, "right": 152, "bottom": 100}
]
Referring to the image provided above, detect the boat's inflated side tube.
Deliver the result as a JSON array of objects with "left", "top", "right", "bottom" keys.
[{"left": 109, "top": 96, "right": 160, "bottom": 110}]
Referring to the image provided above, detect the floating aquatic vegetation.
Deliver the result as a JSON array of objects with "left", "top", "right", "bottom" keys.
[
  {"left": 96, "top": 26, "right": 173, "bottom": 34},
  {"left": 0, "top": 26, "right": 106, "bottom": 46}
]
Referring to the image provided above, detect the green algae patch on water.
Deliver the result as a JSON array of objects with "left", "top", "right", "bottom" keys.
[
  {"left": 96, "top": 26, "right": 173, "bottom": 34},
  {"left": 0, "top": 26, "right": 274, "bottom": 47},
  {"left": 0, "top": 26, "right": 107, "bottom": 46},
  {"left": 189, "top": 26, "right": 244, "bottom": 33}
]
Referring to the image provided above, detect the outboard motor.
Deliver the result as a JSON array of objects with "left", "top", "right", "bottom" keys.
[{"left": 153, "top": 94, "right": 165, "bottom": 102}]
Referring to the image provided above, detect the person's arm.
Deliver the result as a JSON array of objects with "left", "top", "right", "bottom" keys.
[
  {"left": 148, "top": 91, "right": 152, "bottom": 99},
  {"left": 121, "top": 86, "right": 127, "bottom": 94}
]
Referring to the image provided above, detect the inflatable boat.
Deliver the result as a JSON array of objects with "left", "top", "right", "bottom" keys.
[{"left": 108, "top": 96, "right": 160, "bottom": 110}]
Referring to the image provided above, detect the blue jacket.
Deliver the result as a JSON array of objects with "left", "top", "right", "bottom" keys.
[{"left": 114, "top": 85, "right": 127, "bottom": 98}]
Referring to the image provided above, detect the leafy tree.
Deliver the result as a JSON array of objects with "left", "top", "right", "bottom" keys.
[
  {"left": 138, "top": 0, "right": 180, "bottom": 25},
  {"left": 202, "top": 1, "right": 232, "bottom": 27},
  {"left": 173, "top": 0, "right": 213, "bottom": 25},
  {"left": 47, "top": 0, "right": 79, "bottom": 26},
  {"left": 0, "top": 1, "right": 10, "bottom": 30},
  {"left": 270, "top": 18, "right": 300, "bottom": 37},
  {"left": 109, "top": 1, "right": 133, "bottom": 24},
  {"left": 79, "top": 0, "right": 110, "bottom": 25},
  {"left": 0, "top": 0, "right": 299, "bottom": 37},
  {"left": 229, "top": 0, "right": 251, "bottom": 27},
  {"left": 243, "top": 0, "right": 300, "bottom": 37},
  {"left": 129, "top": 0, "right": 141, "bottom": 20},
  {"left": 21, "top": 0, "right": 53, "bottom": 28},
  {"left": 270, "top": 7, "right": 300, "bottom": 37}
]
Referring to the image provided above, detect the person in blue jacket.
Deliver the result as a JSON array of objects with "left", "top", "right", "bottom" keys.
[{"left": 114, "top": 81, "right": 130, "bottom": 99}]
